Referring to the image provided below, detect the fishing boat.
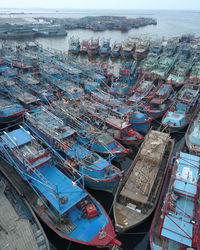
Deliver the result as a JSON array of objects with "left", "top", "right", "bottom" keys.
[
  {"left": 78, "top": 99, "right": 144, "bottom": 146},
  {"left": 121, "top": 38, "right": 136, "bottom": 58},
  {"left": 166, "top": 59, "right": 194, "bottom": 88},
  {"left": 12, "top": 59, "right": 33, "bottom": 70},
  {"left": 118, "top": 23, "right": 132, "bottom": 32},
  {"left": 39, "top": 62, "right": 63, "bottom": 84},
  {"left": 138, "top": 55, "right": 158, "bottom": 80},
  {"left": 90, "top": 22, "right": 106, "bottom": 31},
  {"left": 162, "top": 84, "right": 199, "bottom": 133},
  {"left": 68, "top": 36, "right": 80, "bottom": 55},
  {"left": 0, "top": 76, "right": 16, "bottom": 92},
  {"left": 37, "top": 26, "right": 67, "bottom": 37},
  {"left": 77, "top": 61, "right": 106, "bottom": 83},
  {"left": 110, "top": 60, "right": 137, "bottom": 98},
  {"left": 0, "top": 126, "right": 121, "bottom": 248},
  {"left": 145, "top": 83, "right": 176, "bottom": 119},
  {"left": 54, "top": 61, "right": 82, "bottom": 82},
  {"left": 83, "top": 79, "right": 101, "bottom": 92},
  {"left": 21, "top": 52, "right": 39, "bottom": 68},
  {"left": 0, "top": 78, "right": 40, "bottom": 110},
  {"left": 80, "top": 40, "right": 89, "bottom": 54},
  {"left": 109, "top": 81, "right": 130, "bottom": 99},
  {"left": 88, "top": 38, "right": 100, "bottom": 56},
  {"left": 127, "top": 79, "right": 155, "bottom": 105},
  {"left": 187, "top": 61, "right": 200, "bottom": 84},
  {"left": 120, "top": 106, "right": 152, "bottom": 134},
  {"left": 0, "top": 172, "right": 50, "bottom": 250},
  {"left": 163, "top": 40, "right": 177, "bottom": 57},
  {"left": 98, "top": 62, "right": 114, "bottom": 82},
  {"left": 0, "top": 65, "right": 18, "bottom": 77},
  {"left": 90, "top": 90, "right": 152, "bottom": 134},
  {"left": 113, "top": 130, "right": 174, "bottom": 232},
  {"left": 53, "top": 81, "right": 84, "bottom": 101},
  {"left": 25, "top": 41, "right": 38, "bottom": 51},
  {"left": 10, "top": 86, "right": 40, "bottom": 110},
  {"left": 25, "top": 107, "right": 122, "bottom": 192},
  {"left": 0, "top": 58, "right": 5, "bottom": 65},
  {"left": 119, "top": 60, "right": 137, "bottom": 77},
  {"left": 110, "top": 42, "right": 122, "bottom": 57},
  {"left": 51, "top": 99, "right": 129, "bottom": 160},
  {"left": 178, "top": 46, "right": 191, "bottom": 62},
  {"left": 0, "top": 93, "right": 26, "bottom": 124},
  {"left": 133, "top": 40, "right": 149, "bottom": 61},
  {"left": 150, "top": 152, "right": 200, "bottom": 250},
  {"left": 148, "top": 41, "right": 163, "bottom": 57},
  {"left": 100, "top": 39, "right": 111, "bottom": 56},
  {"left": 19, "top": 74, "right": 55, "bottom": 102},
  {"left": 151, "top": 54, "right": 177, "bottom": 81},
  {"left": 185, "top": 101, "right": 200, "bottom": 156}
]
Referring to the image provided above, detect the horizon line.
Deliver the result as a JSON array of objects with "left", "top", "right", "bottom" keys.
[{"left": 0, "top": 7, "right": 199, "bottom": 11}]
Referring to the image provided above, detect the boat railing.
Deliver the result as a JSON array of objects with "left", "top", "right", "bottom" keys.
[
  {"left": 62, "top": 108, "right": 116, "bottom": 157},
  {"left": 55, "top": 151, "right": 85, "bottom": 185},
  {"left": 51, "top": 102, "right": 116, "bottom": 158},
  {"left": 24, "top": 146, "right": 50, "bottom": 165},
  {"left": 0, "top": 133, "right": 61, "bottom": 222},
  {"left": 24, "top": 119, "right": 86, "bottom": 187}
]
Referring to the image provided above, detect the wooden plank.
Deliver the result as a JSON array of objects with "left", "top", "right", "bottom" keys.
[{"left": 120, "top": 130, "right": 170, "bottom": 204}]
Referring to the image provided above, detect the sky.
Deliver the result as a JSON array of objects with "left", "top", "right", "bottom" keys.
[{"left": 0, "top": 0, "right": 200, "bottom": 10}]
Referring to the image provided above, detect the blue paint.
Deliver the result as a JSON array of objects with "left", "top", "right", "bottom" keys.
[
  {"left": 25, "top": 108, "right": 121, "bottom": 192},
  {"left": 0, "top": 126, "right": 114, "bottom": 245}
]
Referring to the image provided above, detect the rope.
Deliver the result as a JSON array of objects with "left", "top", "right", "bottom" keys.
[{"left": 67, "top": 241, "right": 71, "bottom": 250}]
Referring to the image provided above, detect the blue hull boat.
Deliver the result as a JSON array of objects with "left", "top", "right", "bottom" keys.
[
  {"left": 116, "top": 106, "right": 152, "bottom": 134},
  {"left": 143, "top": 83, "right": 176, "bottom": 119},
  {"left": 19, "top": 74, "right": 55, "bottom": 103},
  {"left": 90, "top": 89, "right": 152, "bottom": 134},
  {"left": 150, "top": 152, "right": 200, "bottom": 250},
  {"left": 110, "top": 42, "right": 122, "bottom": 58},
  {"left": 68, "top": 36, "right": 80, "bottom": 55},
  {"left": 100, "top": 39, "right": 111, "bottom": 56},
  {"left": 25, "top": 107, "right": 122, "bottom": 192},
  {"left": 162, "top": 84, "right": 199, "bottom": 133},
  {"left": 0, "top": 77, "right": 40, "bottom": 110},
  {"left": 51, "top": 99, "right": 130, "bottom": 160},
  {"left": 0, "top": 126, "right": 121, "bottom": 248},
  {"left": 185, "top": 101, "right": 200, "bottom": 156},
  {"left": 74, "top": 99, "right": 144, "bottom": 146},
  {"left": 0, "top": 94, "right": 26, "bottom": 124}
]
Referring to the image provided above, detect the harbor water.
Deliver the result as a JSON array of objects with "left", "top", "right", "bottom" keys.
[{"left": 0, "top": 8, "right": 199, "bottom": 250}]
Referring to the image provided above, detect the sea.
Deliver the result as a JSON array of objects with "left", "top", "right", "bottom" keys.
[{"left": 0, "top": 8, "right": 199, "bottom": 250}]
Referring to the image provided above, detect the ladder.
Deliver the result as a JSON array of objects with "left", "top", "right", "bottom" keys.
[{"left": 80, "top": 199, "right": 87, "bottom": 218}]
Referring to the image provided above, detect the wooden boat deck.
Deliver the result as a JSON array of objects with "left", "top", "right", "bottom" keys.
[
  {"left": 114, "top": 130, "right": 173, "bottom": 230},
  {"left": 0, "top": 182, "right": 39, "bottom": 250},
  {"left": 120, "top": 131, "right": 169, "bottom": 204}
]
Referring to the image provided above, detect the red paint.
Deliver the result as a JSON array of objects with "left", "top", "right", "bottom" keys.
[{"left": 86, "top": 204, "right": 98, "bottom": 219}]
